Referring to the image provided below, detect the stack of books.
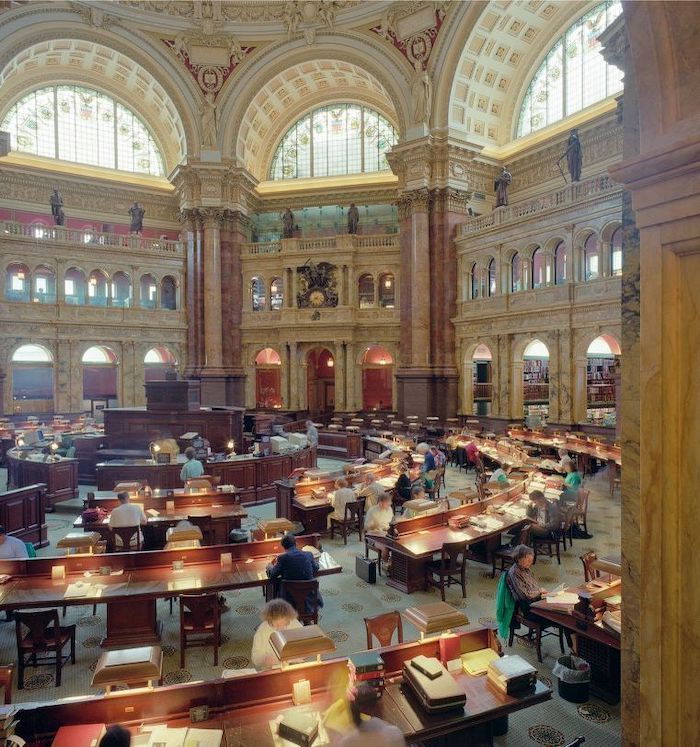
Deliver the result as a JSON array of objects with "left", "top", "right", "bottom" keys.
[
  {"left": 348, "top": 651, "right": 385, "bottom": 698},
  {"left": 0, "top": 706, "right": 17, "bottom": 746},
  {"left": 487, "top": 655, "right": 537, "bottom": 695}
]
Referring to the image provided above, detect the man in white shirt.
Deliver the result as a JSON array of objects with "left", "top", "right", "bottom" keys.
[
  {"left": 364, "top": 493, "right": 394, "bottom": 535},
  {"left": 356, "top": 473, "right": 383, "bottom": 509},
  {"left": 305, "top": 420, "right": 319, "bottom": 447},
  {"left": 108, "top": 492, "right": 147, "bottom": 528},
  {"left": 0, "top": 526, "right": 29, "bottom": 559}
]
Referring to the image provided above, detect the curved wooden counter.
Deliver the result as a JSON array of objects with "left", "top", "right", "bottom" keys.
[
  {"left": 96, "top": 446, "right": 317, "bottom": 504},
  {"left": 6, "top": 448, "right": 78, "bottom": 509}
]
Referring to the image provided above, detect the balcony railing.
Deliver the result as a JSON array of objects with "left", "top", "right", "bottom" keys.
[
  {"left": 242, "top": 233, "right": 399, "bottom": 257},
  {"left": 460, "top": 175, "right": 621, "bottom": 236},
  {"left": 473, "top": 382, "right": 492, "bottom": 399},
  {"left": 0, "top": 220, "right": 183, "bottom": 255}
]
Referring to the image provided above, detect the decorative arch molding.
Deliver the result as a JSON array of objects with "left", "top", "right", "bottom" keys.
[
  {"left": 217, "top": 35, "right": 413, "bottom": 173},
  {"left": 439, "top": 1, "right": 603, "bottom": 147},
  {"left": 573, "top": 327, "right": 622, "bottom": 361},
  {"left": 0, "top": 18, "right": 198, "bottom": 170}
]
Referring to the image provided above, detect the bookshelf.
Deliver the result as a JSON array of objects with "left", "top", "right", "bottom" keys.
[
  {"left": 523, "top": 358, "right": 549, "bottom": 402},
  {"left": 587, "top": 356, "right": 618, "bottom": 405}
]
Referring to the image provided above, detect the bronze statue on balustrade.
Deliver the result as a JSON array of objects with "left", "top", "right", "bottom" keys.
[
  {"left": 129, "top": 202, "right": 145, "bottom": 233},
  {"left": 50, "top": 189, "right": 65, "bottom": 226}
]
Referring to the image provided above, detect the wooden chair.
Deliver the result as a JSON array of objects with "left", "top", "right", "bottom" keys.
[
  {"left": 572, "top": 488, "right": 590, "bottom": 536},
  {"left": 491, "top": 526, "right": 531, "bottom": 578},
  {"left": 433, "top": 466, "right": 446, "bottom": 498},
  {"left": 532, "top": 515, "right": 567, "bottom": 565},
  {"left": 110, "top": 525, "right": 141, "bottom": 552},
  {"left": 580, "top": 550, "right": 601, "bottom": 582},
  {"left": 608, "top": 462, "right": 621, "bottom": 496},
  {"left": 425, "top": 540, "right": 468, "bottom": 602},
  {"left": 15, "top": 609, "right": 76, "bottom": 688},
  {"left": 508, "top": 609, "right": 564, "bottom": 664},
  {"left": 0, "top": 665, "right": 13, "bottom": 704},
  {"left": 179, "top": 593, "right": 221, "bottom": 668},
  {"left": 187, "top": 515, "right": 214, "bottom": 546},
  {"left": 280, "top": 579, "right": 321, "bottom": 625},
  {"left": 364, "top": 611, "right": 403, "bottom": 649},
  {"left": 330, "top": 498, "right": 365, "bottom": 545},
  {"left": 561, "top": 505, "right": 576, "bottom": 550}
]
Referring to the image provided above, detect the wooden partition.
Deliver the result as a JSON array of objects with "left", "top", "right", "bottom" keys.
[
  {"left": 96, "top": 447, "right": 317, "bottom": 503},
  {"left": 6, "top": 450, "right": 78, "bottom": 508},
  {"left": 0, "top": 483, "right": 48, "bottom": 548}
]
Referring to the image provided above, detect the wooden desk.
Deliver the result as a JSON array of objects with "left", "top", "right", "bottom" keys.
[
  {"left": 380, "top": 482, "right": 530, "bottom": 594},
  {"left": 74, "top": 501, "right": 247, "bottom": 549},
  {"left": 6, "top": 449, "right": 78, "bottom": 509},
  {"left": 531, "top": 580, "right": 621, "bottom": 703},
  {"left": 0, "top": 535, "right": 338, "bottom": 649},
  {"left": 15, "top": 627, "right": 551, "bottom": 746},
  {"left": 96, "top": 447, "right": 316, "bottom": 504}
]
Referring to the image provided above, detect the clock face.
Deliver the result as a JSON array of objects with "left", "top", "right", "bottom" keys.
[{"left": 309, "top": 289, "right": 325, "bottom": 307}]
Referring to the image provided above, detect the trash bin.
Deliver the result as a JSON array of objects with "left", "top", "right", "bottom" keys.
[{"left": 553, "top": 655, "right": 591, "bottom": 703}]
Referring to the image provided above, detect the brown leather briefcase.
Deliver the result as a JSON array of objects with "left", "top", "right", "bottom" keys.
[{"left": 402, "top": 657, "right": 467, "bottom": 714}]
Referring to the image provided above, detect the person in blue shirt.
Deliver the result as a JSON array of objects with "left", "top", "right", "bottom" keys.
[
  {"left": 267, "top": 534, "right": 323, "bottom": 612},
  {"left": 180, "top": 447, "right": 204, "bottom": 482}
]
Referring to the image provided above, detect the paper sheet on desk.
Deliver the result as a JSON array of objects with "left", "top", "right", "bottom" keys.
[
  {"left": 186, "top": 728, "right": 223, "bottom": 747},
  {"left": 317, "top": 551, "right": 336, "bottom": 571},
  {"left": 63, "top": 583, "right": 93, "bottom": 599},
  {"left": 545, "top": 592, "right": 579, "bottom": 605}
]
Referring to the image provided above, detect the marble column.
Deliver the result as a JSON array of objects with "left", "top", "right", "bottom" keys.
[
  {"left": 510, "top": 359, "right": 524, "bottom": 422},
  {"left": 202, "top": 212, "right": 223, "bottom": 370},
  {"left": 54, "top": 340, "right": 74, "bottom": 414},
  {"left": 288, "top": 342, "right": 299, "bottom": 410},
  {"left": 182, "top": 213, "right": 203, "bottom": 377},
  {"left": 220, "top": 211, "right": 247, "bottom": 405},
  {"left": 344, "top": 342, "right": 356, "bottom": 412},
  {"left": 334, "top": 343, "right": 346, "bottom": 411}
]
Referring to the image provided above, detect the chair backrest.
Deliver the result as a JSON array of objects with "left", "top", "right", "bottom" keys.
[
  {"left": 441, "top": 540, "right": 468, "bottom": 571},
  {"left": 187, "top": 515, "right": 213, "bottom": 533},
  {"left": 575, "top": 489, "right": 590, "bottom": 513},
  {"left": 0, "top": 665, "right": 13, "bottom": 704},
  {"left": 343, "top": 498, "right": 365, "bottom": 522},
  {"left": 514, "top": 525, "right": 531, "bottom": 547},
  {"left": 15, "top": 609, "right": 61, "bottom": 651},
  {"left": 281, "top": 579, "right": 320, "bottom": 623},
  {"left": 580, "top": 551, "right": 599, "bottom": 582},
  {"left": 364, "top": 611, "right": 403, "bottom": 649},
  {"left": 180, "top": 593, "right": 219, "bottom": 631},
  {"left": 111, "top": 525, "right": 140, "bottom": 551}
]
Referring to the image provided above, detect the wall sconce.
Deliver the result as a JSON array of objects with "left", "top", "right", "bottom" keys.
[
  {"left": 327, "top": 359, "right": 334, "bottom": 368},
  {"left": 384, "top": 277, "right": 392, "bottom": 288},
  {"left": 379, "top": 357, "right": 387, "bottom": 366}
]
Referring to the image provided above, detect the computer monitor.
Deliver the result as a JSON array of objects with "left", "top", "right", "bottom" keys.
[{"left": 36, "top": 429, "right": 44, "bottom": 443}]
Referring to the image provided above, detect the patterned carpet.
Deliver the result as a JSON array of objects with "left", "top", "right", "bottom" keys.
[{"left": 0, "top": 460, "right": 621, "bottom": 745}]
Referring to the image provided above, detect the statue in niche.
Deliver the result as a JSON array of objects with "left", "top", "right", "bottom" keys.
[
  {"left": 565, "top": 128, "right": 583, "bottom": 182},
  {"left": 281, "top": 207, "right": 295, "bottom": 238},
  {"left": 200, "top": 92, "right": 218, "bottom": 149},
  {"left": 50, "top": 189, "right": 65, "bottom": 226},
  {"left": 347, "top": 203, "right": 359, "bottom": 234},
  {"left": 129, "top": 202, "right": 145, "bottom": 233},
  {"left": 494, "top": 166, "right": 512, "bottom": 208},
  {"left": 284, "top": 1, "right": 302, "bottom": 40},
  {"left": 411, "top": 60, "right": 432, "bottom": 125}
]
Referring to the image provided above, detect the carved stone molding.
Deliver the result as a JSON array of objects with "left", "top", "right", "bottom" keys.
[
  {"left": 171, "top": 161, "right": 258, "bottom": 214},
  {"left": 0, "top": 164, "right": 179, "bottom": 224},
  {"left": 430, "top": 188, "right": 471, "bottom": 215}
]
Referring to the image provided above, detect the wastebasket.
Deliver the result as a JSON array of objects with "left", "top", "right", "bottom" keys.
[{"left": 553, "top": 655, "right": 590, "bottom": 703}]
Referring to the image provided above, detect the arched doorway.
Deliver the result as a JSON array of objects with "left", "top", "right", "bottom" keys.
[
  {"left": 472, "top": 344, "right": 492, "bottom": 415},
  {"left": 144, "top": 347, "right": 178, "bottom": 382},
  {"left": 361, "top": 345, "right": 393, "bottom": 411},
  {"left": 523, "top": 339, "right": 549, "bottom": 425},
  {"left": 12, "top": 344, "right": 54, "bottom": 413},
  {"left": 255, "top": 348, "right": 282, "bottom": 408},
  {"left": 586, "top": 334, "right": 620, "bottom": 427},
  {"left": 306, "top": 348, "right": 334, "bottom": 414},
  {"left": 82, "top": 346, "right": 119, "bottom": 411}
]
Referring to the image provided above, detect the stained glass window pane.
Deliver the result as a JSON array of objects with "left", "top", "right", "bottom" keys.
[
  {"left": 270, "top": 104, "right": 397, "bottom": 180},
  {"left": 516, "top": 1, "right": 623, "bottom": 138},
  {"left": 1, "top": 85, "right": 164, "bottom": 175}
]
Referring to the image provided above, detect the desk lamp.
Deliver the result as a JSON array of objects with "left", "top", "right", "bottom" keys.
[
  {"left": 402, "top": 602, "right": 469, "bottom": 665},
  {"left": 270, "top": 624, "right": 336, "bottom": 670},
  {"left": 49, "top": 441, "right": 60, "bottom": 461},
  {"left": 15, "top": 437, "right": 25, "bottom": 448},
  {"left": 226, "top": 439, "right": 236, "bottom": 456}
]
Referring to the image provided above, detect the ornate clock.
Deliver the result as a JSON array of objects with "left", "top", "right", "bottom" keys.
[{"left": 296, "top": 261, "right": 338, "bottom": 308}]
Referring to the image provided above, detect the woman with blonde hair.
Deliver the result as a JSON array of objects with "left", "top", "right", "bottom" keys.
[{"left": 251, "top": 599, "right": 302, "bottom": 670}]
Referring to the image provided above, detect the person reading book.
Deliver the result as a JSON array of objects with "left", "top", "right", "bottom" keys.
[{"left": 251, "top": 599, "right": 303, "bottom": 670}]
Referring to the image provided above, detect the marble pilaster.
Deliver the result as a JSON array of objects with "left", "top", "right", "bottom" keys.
[
  {"left": 201, "top": 211, "right": 223, "bottom": 370},
  {"left": 334, "top": 343, "right": 346, "bottom": 411}
]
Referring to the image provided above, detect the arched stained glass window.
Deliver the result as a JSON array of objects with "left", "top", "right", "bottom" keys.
[
  {"left": 516, "top": 1, "right": 623, "bottom": 138},
  {"left": 270, "top": 104, "right": 397, "bottom": 180},
  {"left": 1, "top": 85, "right": 164, "bottom": 175}
]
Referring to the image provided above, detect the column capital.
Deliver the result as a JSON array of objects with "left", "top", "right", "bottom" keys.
[
  {"left": 429, "top": 187, "right": 471, "bottom": 215},
  {"left": 170, "top": 160, "right": 258, "bottom": 215},
  {"left": 397, "top": 188, "right": 430, "bottom": 219}
]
